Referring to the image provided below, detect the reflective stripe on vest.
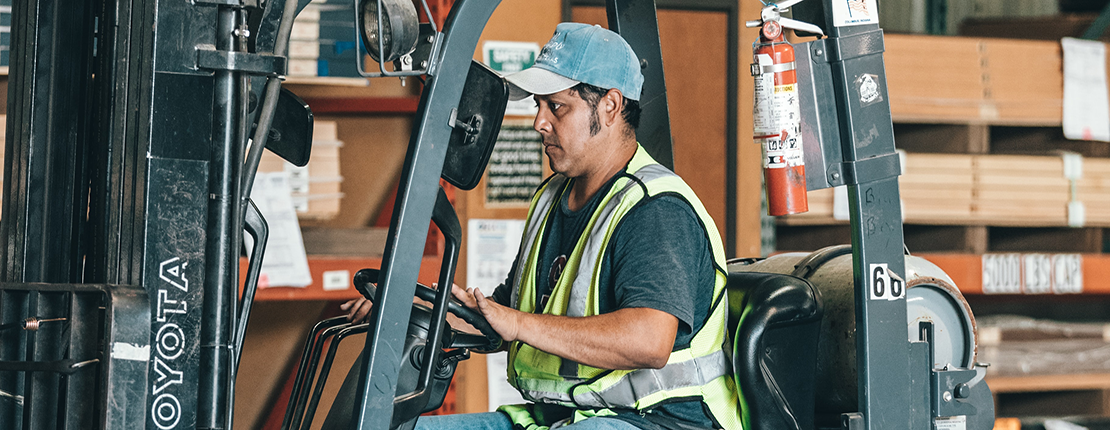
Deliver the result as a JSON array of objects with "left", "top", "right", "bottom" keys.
[
  {"left": 567, "top": 163, "right": 671, "bottom": 318},
  {"left": 514, "top": 348, "right": 730, "bottom": 409},
  {"left": 510, "top": 175, "right": 568, "bottom": 312}
]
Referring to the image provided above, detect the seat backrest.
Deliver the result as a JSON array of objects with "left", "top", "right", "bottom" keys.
[{"left": 726, "top": 271, "right": 823, "bottom": 430}]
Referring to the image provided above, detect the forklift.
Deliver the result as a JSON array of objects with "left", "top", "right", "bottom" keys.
[{"left": 0, "top": 0, "right": 994, "bottom": 429}]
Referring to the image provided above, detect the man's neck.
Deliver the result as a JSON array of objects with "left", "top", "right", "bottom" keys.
[{"left": 566, "top": 140, "right": 637, "bottom": 212}]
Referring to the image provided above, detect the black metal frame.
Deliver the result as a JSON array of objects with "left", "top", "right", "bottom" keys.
[
  {"left": 1, "top": 0, "right": 299, "bottom": 429},
  {"left": 0, "top": 283, "right": 150, "bottom": 430},
  {"left": 563, "top": 0, "right": 741, "bottom": 256}
]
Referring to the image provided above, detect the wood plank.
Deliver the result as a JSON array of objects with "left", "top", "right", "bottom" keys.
[
  {"left": 917, "top": 253, "right": 1110, "bottom": 295},
  {"left": 976, "top": 190, "right": 1067, "bottom": 202},
  {"left": 980, "top": 39, "right": 1064, "bottom": 124},
  {"left": 986, "top": 373, "right": 1110, "bottom": 393},
  {"left": 901, "top": 188, "right": 974, "bottom": 200},
  {"left": 885, "top": 35, "right": 985, "bottom": 123},
  {"left": 976, "top": 155, "right": 1064, "bottom": 172}
]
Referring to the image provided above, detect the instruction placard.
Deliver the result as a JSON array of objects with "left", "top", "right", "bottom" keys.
[{"left": 486, "top": 123, "right": 544, "bottom": 206}]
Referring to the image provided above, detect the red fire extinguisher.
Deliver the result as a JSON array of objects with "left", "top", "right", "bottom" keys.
[{"left": 748, "top": 1, "right": 823, "bottom": 216}]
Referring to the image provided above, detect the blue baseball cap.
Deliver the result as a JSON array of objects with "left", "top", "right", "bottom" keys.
[{"left": 504, "top": 23, "right": 644, "bottom": 101}]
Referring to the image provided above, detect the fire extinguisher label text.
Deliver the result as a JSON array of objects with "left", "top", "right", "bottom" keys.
[{"left": 753, "top": 52, "right": 803, "bottom": 170}]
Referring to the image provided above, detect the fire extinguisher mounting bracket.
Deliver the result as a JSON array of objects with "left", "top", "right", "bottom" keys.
[
  {"left": 745, "top": 0, "right": 825, "bottom": 38},
  {"left": 813, "top": 29, "right": 886, "bottom": 63}
]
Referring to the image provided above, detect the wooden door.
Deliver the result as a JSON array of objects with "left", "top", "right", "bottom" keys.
[{"left": 570, "top": 6, "right": 739, "bottom": 253}]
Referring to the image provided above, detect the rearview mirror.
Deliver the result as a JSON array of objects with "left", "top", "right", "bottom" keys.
[
  {"left": 441, "top": 61, "right": 509, "bottom": 190},
  {"left": 266, "top": 88, "right": 314, "bottom": 167}
]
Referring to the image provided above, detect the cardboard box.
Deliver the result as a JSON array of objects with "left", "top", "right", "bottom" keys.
[{"left": 257, "top": 120, "right": 345, "bottom": 221}]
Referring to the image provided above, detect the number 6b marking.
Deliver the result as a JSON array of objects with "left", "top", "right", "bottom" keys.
[{"left": 870, "top": 263, "right": 905, "bottom": 301}]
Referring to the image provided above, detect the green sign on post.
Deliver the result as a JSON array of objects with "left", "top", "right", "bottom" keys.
[{"left": 482, "top": 41, "right": 541, "bottom": 116}]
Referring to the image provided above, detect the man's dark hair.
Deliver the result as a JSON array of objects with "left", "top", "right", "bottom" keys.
[{"left": 570, "top": 83, "right": 641, "bottom": 137}]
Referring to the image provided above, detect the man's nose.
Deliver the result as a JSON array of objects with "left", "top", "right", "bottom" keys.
[{"left": 534, "top": 113, "right": 551, "bottom": 134}]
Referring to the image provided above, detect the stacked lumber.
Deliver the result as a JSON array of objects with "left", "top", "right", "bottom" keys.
[
  {"left": 901, "top": 153, "right": 975, "bottom": 222},
  {"left": 973, "top": 155, "right": 1069, "bottom": 224},
  {"left": 257, "top": 120, "right": 345, "bottom": 221},
  {"left": 780, "top": 153, "right": 976, "bottom": 224},
  {"left": 1079, "top": 158, "right": 1110, "bottom": 225},
  {"left": 780, "top": 153, "right": 1110, "bottom": 227},
  {"left": 885, "top": 34, "right": 1065, "bottom": 125}
]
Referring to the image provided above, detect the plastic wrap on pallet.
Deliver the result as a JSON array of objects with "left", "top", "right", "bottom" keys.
[
  {"left": 978, "top": 314, "right": 1110, "bottom": 342},
  {"left": 978, "top": 315, "right": 1110, "bottom": 377}
]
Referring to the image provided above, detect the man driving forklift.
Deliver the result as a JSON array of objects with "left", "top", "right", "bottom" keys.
[{"left": 343, "top": 23, "right": 742, "bottom": 430}]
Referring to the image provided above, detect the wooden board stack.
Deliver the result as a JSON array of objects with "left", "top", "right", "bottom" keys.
[
  {"left": 973, "top": 155, "right": 1069, "bottom": 225},
  {"left": 1079, "top": 158, "right": 1110, "bottom": 227},
  {"left": 257, "top": 120, "right": 345, "bottom": 221},
  {"left": 885, "top": 34, "right": 1064, "bottom": 126},
  {"left": 901, "top": 153, "right": 975, "bottom": 223},
  {"left": 779, "top": 153, "right": 1110, "bottom": 227}
]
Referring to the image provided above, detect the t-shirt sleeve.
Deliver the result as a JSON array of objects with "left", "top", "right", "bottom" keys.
[
  {"left": 489, "top": 259, "right": 518, "bottom": 307},
  {"left": 607, "top": 195, "right": 715, "bottom": 345}
]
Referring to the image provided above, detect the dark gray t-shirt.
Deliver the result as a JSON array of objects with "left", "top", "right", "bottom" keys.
[{"left": 491, "top": 173, "right": 721, "bottom": 430}]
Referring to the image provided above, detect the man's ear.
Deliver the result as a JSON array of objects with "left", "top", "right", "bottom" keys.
[{"left": 601, "top": 89, "right": 624, "bottom": 127}]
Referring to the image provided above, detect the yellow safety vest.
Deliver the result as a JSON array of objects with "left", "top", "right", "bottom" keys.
[{"left": 498, "top": 146, "right": 742, "bottom": 430}]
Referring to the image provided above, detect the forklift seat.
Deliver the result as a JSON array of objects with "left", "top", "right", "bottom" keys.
[{"left": 726, "top": 270, "right": 823, "bottom": 430}]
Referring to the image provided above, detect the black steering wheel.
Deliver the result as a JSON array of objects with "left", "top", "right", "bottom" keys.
[{"left": 352, "top": 268, "right": 502, "bottom": 352}]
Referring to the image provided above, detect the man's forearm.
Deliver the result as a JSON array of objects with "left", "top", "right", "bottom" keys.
[{"left": 513, "top": 308, "right": 677, "bottom": 370}]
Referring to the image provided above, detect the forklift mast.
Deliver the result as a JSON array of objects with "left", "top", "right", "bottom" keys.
[{"left": 1, "top": 0, "right": 309, "bottom": 429}]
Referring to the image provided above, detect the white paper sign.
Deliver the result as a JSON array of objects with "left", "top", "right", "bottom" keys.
[
  {"left": 466, "top": 218, "right": 527, "bottom": 410},
  {"left": 483, "top": 41, "right": 541, "bottom": 116},
  {"left": 466, "top": 219, "right": 526, "bottom": 295},
  {"left": 832, "top": 185, "right": 849, "bottom": 221},
  {"left": 1062, "top": 37, "right": 1110, "bottom": 142},
  {"left": 248, "top": 172, "right": 313, "bottom": 288},
  {"left": 833, "top": 0, "right": 880, "bottom": 27}
]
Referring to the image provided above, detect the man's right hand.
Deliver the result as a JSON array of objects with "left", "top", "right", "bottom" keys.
[{"left": 340, "top": 297, "right": 373, "bottom": 323}]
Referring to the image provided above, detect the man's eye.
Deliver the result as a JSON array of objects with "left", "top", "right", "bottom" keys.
[{"left": 550, "top": 103, "right": 563, "bottom": 111}]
